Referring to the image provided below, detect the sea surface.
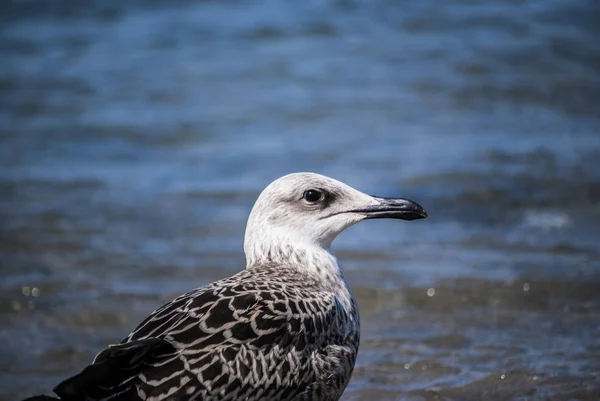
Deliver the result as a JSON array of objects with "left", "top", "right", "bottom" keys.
[{"left": 1, "top": 0, "right": 599, "bottom": 400}]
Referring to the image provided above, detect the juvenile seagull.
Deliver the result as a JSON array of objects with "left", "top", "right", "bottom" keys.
[{"left": 25, "top": 172, "right": 427, "bottom": 401}]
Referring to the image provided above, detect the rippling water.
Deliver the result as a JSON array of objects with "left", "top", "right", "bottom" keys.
[{"left": 1, "top": 0, "right": 599, "bottom": 400}]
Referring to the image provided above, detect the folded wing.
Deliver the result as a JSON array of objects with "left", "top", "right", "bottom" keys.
[{"left": 51, "top": 271, "right": 346, "bottom": 401}]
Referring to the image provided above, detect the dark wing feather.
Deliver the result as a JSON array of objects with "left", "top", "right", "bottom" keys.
[
  {"left": 53, "top": 338, "right": 176, "bottom": 401},
  {"left": 50, "top": 269, "right": 351, "bottom": 401}
]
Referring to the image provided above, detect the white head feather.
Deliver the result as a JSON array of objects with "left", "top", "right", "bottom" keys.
[{"left": 243, "top": 172, "right": 427, "bottom": 311}]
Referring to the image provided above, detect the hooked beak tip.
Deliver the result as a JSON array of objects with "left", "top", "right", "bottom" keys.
[{"left": 355, "top": 196, "right": 428, "bottom": 221}]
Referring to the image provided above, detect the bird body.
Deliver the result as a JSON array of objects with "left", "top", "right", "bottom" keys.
[{"left": 24, "top": 172, "right": 426, "bottom": 401}]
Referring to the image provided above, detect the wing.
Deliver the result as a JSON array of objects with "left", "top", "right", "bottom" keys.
[
  {"left": 53, "top": 338, "right": 177, "bottom": 401},
  {"left": 51, "top": 271, "right": 355, "bottom": 401}
]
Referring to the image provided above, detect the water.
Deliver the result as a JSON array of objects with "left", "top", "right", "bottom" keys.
[{"left": 1, "top": 0, "right": 599, "bottom": 399}]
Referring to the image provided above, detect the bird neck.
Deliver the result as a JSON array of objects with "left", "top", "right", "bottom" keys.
[
  {"left": 245, "top": 237, "right": 336, "bottom": 274},
  {"left": 244, "top": 239, "right": 356, "bottom": 314}
]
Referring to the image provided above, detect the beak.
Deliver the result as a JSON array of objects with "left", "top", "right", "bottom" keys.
[{"left": 353, "top": 196, "right": 428, "bottom": 221}]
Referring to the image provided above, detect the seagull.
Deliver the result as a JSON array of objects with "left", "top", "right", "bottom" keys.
[{"left": 24, "top": 172, "right": 427, "bottom": 401}]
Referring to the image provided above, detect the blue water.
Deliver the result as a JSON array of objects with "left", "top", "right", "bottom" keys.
[{"left": 1, "top": 1, "right": 599, "bottom": 400}]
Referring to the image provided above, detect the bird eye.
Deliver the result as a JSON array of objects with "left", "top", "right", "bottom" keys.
[{"left": 303, "top": 189, "right": 322, "bottom": 203}]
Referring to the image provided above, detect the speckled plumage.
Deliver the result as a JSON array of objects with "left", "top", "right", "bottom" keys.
[
  {"left": 54, "top": 264, "right": 359, "bottom": 401},
  {"left": 24, "top": 172, "right": 426, "bottom": 401}
]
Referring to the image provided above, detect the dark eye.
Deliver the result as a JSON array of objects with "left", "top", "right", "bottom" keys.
[{"left": 303, "top": 189, "right": 322, "bottom": 203}]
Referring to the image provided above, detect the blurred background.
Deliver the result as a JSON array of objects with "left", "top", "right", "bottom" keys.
[{"left": 1, "top": 0, "right": 599, "bottom": 400}]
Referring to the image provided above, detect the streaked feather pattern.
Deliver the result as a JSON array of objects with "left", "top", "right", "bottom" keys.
[{"left": 52, "top": 265, "right": 359, "bottom": 401}]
